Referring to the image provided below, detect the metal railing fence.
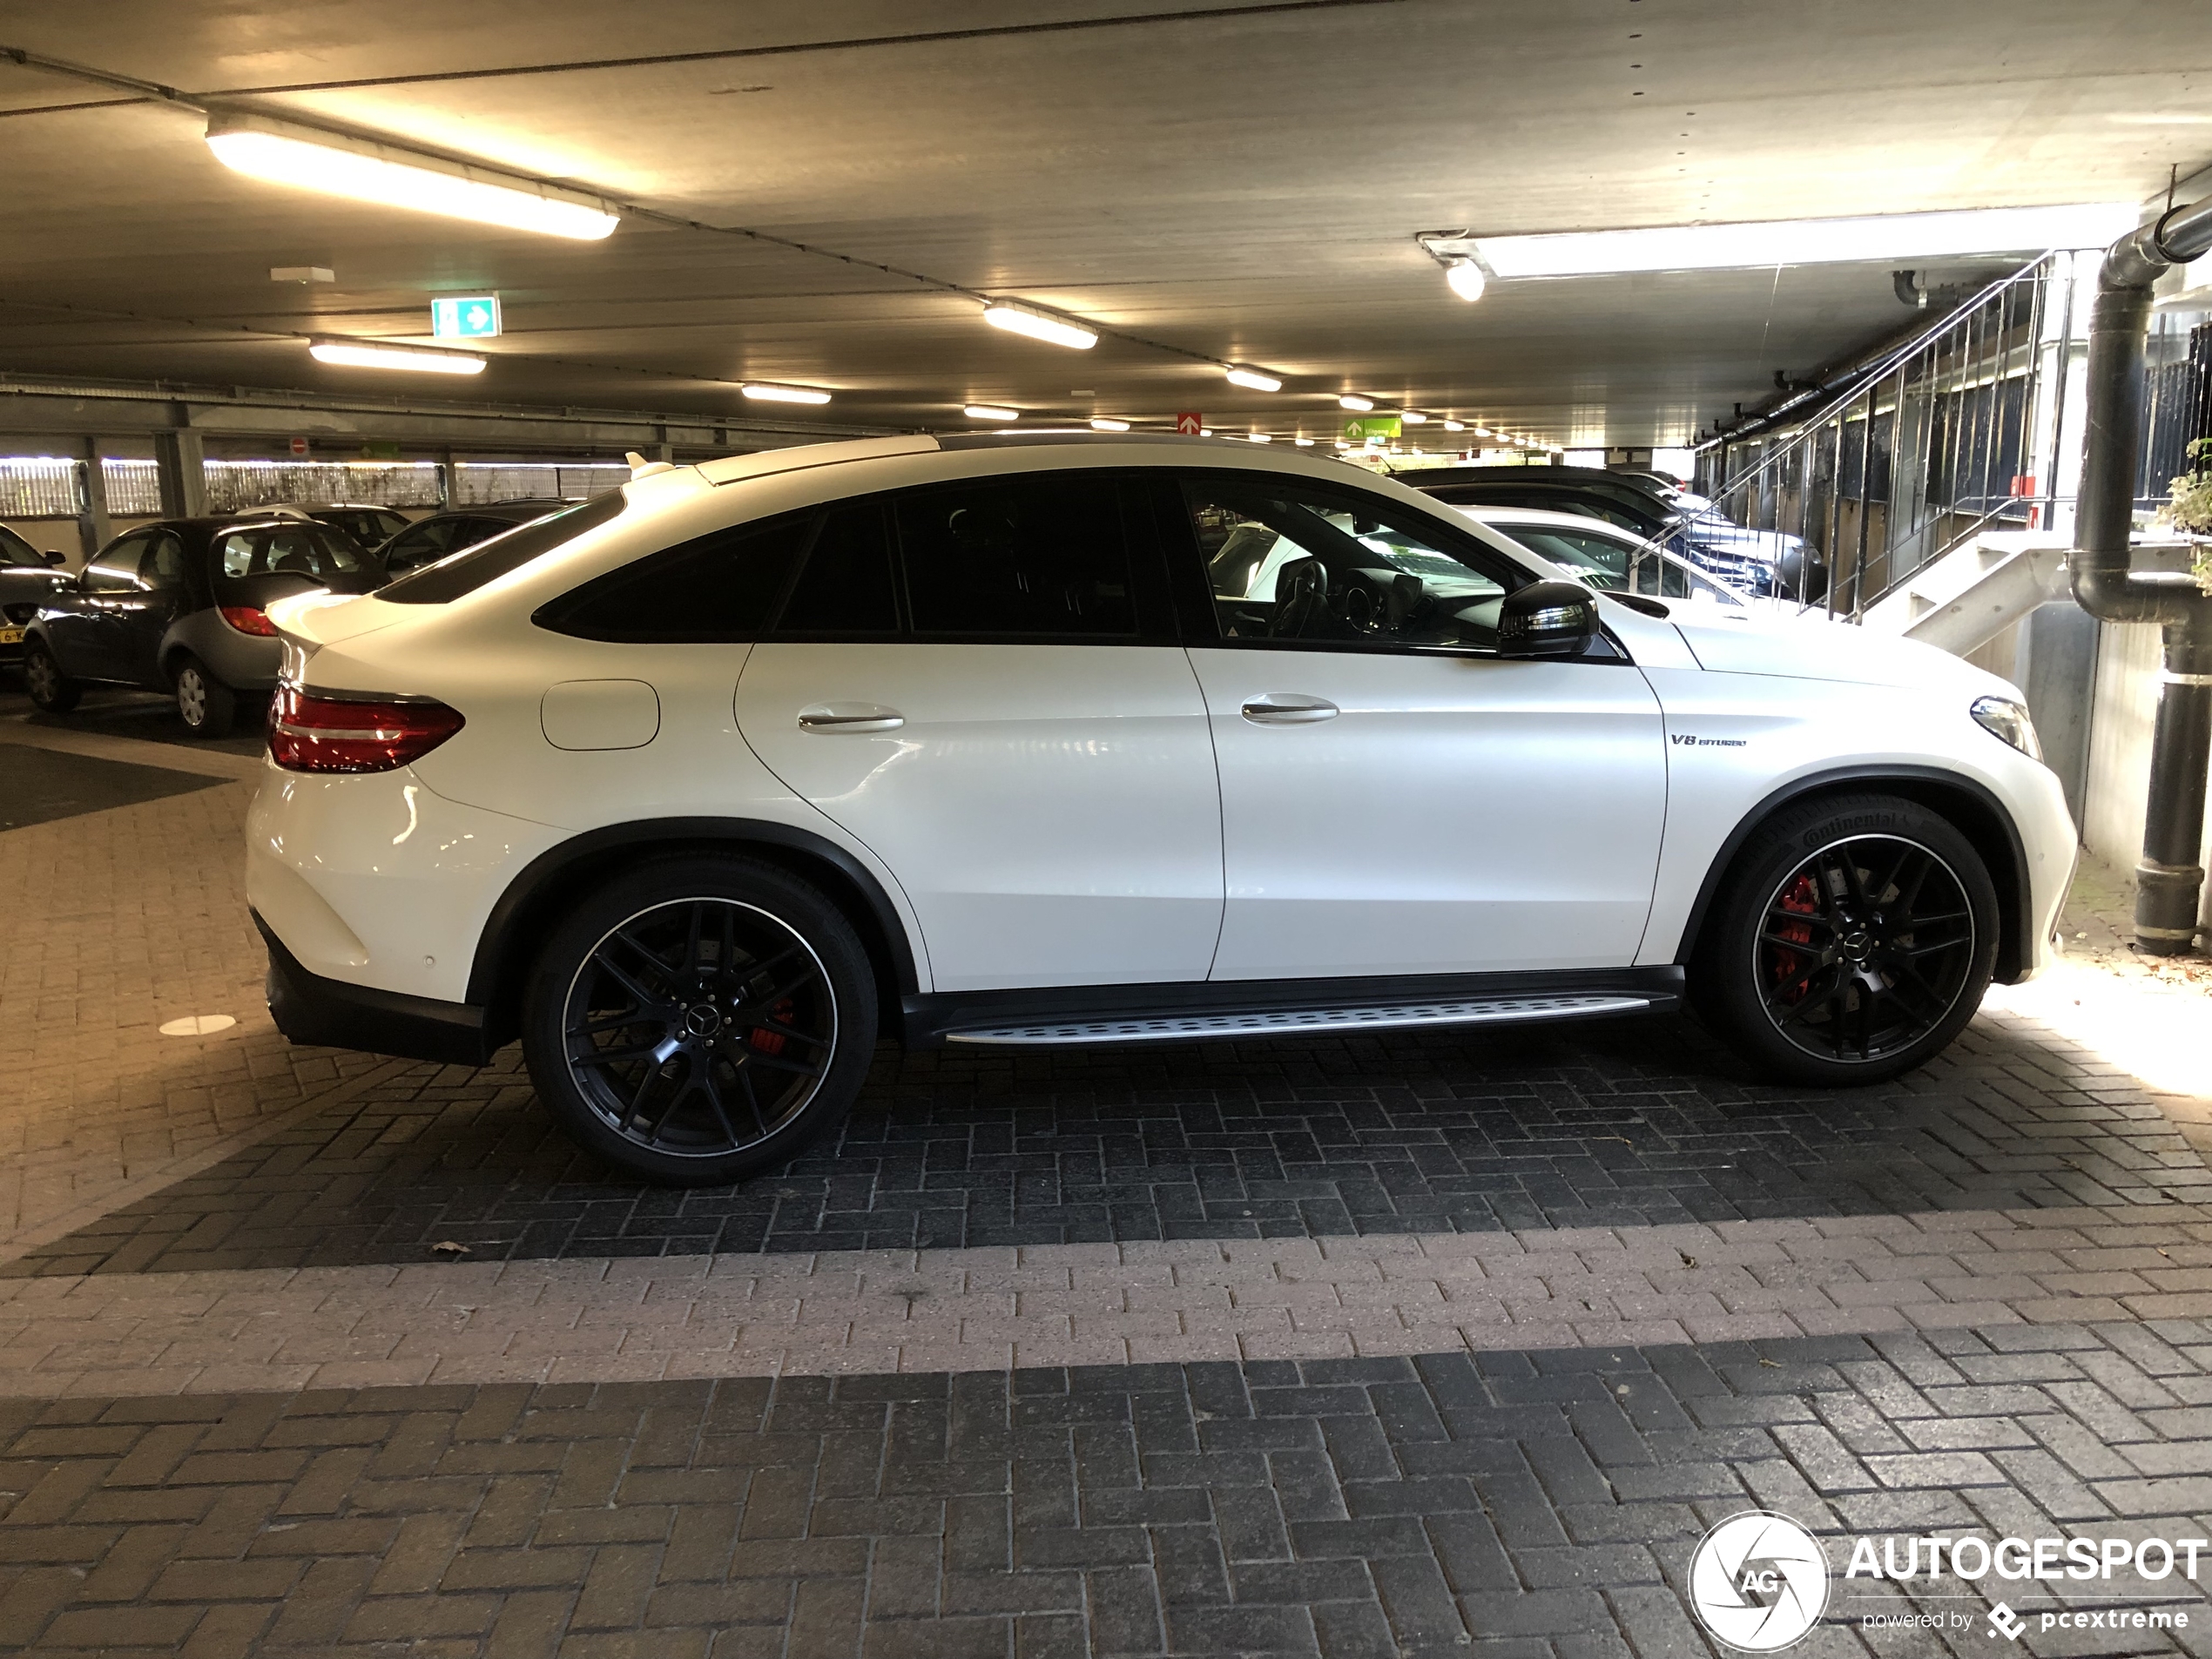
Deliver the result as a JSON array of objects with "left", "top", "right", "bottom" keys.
[{"left": 1691, "top": 251, "right": 2087, "bottom": 618}]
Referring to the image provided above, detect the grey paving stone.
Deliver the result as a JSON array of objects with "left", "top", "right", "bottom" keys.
[{"left": 10, "top": 1007, "right": 2207, "bottom": 1279}]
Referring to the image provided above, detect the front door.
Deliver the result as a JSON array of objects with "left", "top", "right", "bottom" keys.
[
  {"left": 49, "top": 532, "right": 149, "bottom": 681},
  {"left": 734, "top": 470, "right": 1224, "bottom": 993},
  {"left": 107, "top": 529, "right": 187, "bottom": 687},
  {"left": 1174, "top": 472, "right": 1668, "bottom": 981}
]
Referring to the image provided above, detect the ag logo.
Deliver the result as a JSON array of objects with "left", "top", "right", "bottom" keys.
[{"left": 1688, "top": 1510, "right": 1831, "bottom": 1651}]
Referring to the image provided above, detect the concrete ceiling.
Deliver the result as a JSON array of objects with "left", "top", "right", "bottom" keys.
[{"left": 1, "top": 0, "right": 2207, "bottom": 448}]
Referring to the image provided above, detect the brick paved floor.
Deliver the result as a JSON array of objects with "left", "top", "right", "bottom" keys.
[
  {"left": 6, "top": 1328, "right": 2212, "bottom": 1658},
  {"left": 11, "top": 724, "right": 2212, "bottom": 1656}
]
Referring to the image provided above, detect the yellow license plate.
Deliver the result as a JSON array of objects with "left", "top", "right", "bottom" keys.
[{"left": 0, "top": 626, "right": 22, "bottom": 647}]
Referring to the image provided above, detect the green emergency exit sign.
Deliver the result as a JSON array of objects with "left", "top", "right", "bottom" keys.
[{"left": 431, "top": 295, "right": 502, "bottom": 339}]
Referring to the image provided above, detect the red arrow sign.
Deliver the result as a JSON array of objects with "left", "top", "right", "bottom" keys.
[{"left": 1174, "top": 412, "right": 1203, "bottom": 436}]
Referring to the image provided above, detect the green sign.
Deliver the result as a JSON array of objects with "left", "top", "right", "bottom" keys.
[
  {"left": 431, "top": 294, "right": 502, "bottom": 338},
  {"left": 1341, "top": 414, "right": 1401, "bottom": 444}
]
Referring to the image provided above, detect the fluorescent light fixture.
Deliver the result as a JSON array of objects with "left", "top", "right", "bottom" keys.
[
  {"left": 1199, "top": 428, "right": 1214, "bottom": 437},
  {"left": 963, "top": 404, "right": 1019, "bottom": 421},
  {"left": 270, "top": 266, "right": 334, "bottom": 283},
  {"left": 1444, "top": 260, "right": 1487, "bottom": 301},
  {"left": 981, "top": 300, "right": 1098, "bottom": 350},
  {"left": 1451, "top": 201, "right": 2137, "bottom": 278},
  {"left": 307, "top": 338, "right": 485, "bottom": 375},
  {"left": 1089, "top": 416, "right": 1130, "bottom": 431},
  {"left": 1399, "top": 411, "right": 1429, "bottom": 425},
  {"left": 1338, "top": 394, "right": 1374, "bottom": 411},
  {"left": 741, "top": 382, "right": 833, "bottom": 404},
  {"left": 1293, "top": 437, "right": 1315, "bottom": 447},
  {"left": 1223, "top": 365, "right": 1282, "bottom": 392},
  {"left": 1472, "top": 426, "right": 1494, "bottom": 436},
  {"left": 1441, "top": 419, "right": 1465, "bottom": 432},
  {"left": 1247, "top": 433, "right": 1272, "bottom": 443},
  {"left": 206, "top": 113, "right": 620, "bottom": 240}
]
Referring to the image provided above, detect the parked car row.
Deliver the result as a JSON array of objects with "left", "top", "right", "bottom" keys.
[
  {"left": 11, "top": 499, "right": 573, "bottom": 736},
  {"left": 1399, "top": 463, "right": 1824, "bottom": 600}
]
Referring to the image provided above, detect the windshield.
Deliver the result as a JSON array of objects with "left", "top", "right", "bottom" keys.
[{"left": 379, "top": 492, "right": 625, "bottom": 604}]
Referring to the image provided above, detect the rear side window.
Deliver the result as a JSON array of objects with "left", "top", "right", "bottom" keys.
[
  {"left": 775, "top": 503, "right": 898, "bottom": 635},
  {"left": 381, "top": 493, "right": 625, "bottom": 604},
  {"left": 894, "top": 475, "right": 1136, "bottom": 638},
  {"left": 535, "top": 511, "right": 814, "bottom": 642}
]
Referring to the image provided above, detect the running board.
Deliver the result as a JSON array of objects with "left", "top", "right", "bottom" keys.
[{"left": 940, "top": 993, "right": 1659, "bottom": 1047}]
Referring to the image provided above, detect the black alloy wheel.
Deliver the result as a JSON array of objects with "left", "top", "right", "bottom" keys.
[
  {"left": 1756, "top": 835, "right": 1976, "bottom": 1062},
  {"left": 522, "top": 858, "right": 876, "bottom": 1184},
  {"left": 22, "top": 638, "right": 80, "bottom": 712},
  {"left": 1695, "top": 793, "right": 1999, "bottom": 1085}
]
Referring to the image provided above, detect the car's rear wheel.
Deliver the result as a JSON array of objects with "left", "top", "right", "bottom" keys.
[
  {"left": 23, "top": 638, "right": 81, "bottom": 712},
  {"left": 1693, "top": 793, "right": 1998, "bottom": 1085},
  {"left": 521, "top": 857, "right": 878, "bottom": 1185},
  {"left": 174, "top": 655, "right": 237, "bottom": 738}
]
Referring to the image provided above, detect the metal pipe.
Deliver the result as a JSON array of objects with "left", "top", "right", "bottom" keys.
[{"left": 2071, "top": 194, "right": 2212, "bottom": 954}]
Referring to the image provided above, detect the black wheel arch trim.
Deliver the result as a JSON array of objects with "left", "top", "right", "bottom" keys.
[
  {"left": 464, "top": 816, "right": 921, "bottom": 1048},
  {"left": 1673, "top": 765, "right": 2033, "bottom": 984}
]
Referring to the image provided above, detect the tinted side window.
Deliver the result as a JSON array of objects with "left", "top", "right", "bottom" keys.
[
  {"left": 1184, "top": 475, "right": 1517, "bottom": 652},
  {"left": 138, "top": 531, "right": 187, "bottom": 590},
  {"left": 895, "top": 475, "right": 1136, "bottom": 638},
  {"left": 381, "top": 521, "right": 460, "bottom": 573},
  {"left": 82, "top": 536, "right": 146, "bottom": 593},
  {"left": 775, "top": 502, "right": 899, "bottom": 636},
  {"left": 535, "top": 511, "right": 814, "bottom": 643}
]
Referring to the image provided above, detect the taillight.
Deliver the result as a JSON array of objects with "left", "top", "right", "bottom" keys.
[
  {"left": 268, "top": 685, "right": 464, "bottom": 773},
  {"left": 219, "top": 605, "right": 279, "bottom": 637}
]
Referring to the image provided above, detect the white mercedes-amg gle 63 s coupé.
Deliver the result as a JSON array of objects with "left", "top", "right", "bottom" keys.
[{"left": 249, "top": 434, "right": 2074, "bottom": 1184}]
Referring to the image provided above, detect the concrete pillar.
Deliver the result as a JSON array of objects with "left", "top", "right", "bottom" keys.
[
  {"left": 2021, "top": 601, "right": 2101, "bottom": 827},
  {"left": 152, "top": 427, "right": 206, "bottom": 517},
  {"left": 77, "top": 436, "right": 111, "bottom": 560},
  {"left": 438, "top": 448, "right": 459, "bottom": 508}
]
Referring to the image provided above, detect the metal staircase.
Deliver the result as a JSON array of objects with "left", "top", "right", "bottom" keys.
[{"left": 1691, "top": 250, "right": 2088, "bottom": 631}]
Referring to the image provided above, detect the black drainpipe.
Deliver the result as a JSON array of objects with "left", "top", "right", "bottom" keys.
[{"left": 2073, "top": 194, "right": 2212, "bottom": 953}]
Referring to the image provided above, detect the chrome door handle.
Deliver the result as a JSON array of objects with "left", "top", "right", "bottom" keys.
[
  {"left": 1241, "top": 695, "right": 1339, "bottom": 725},
  {"left": 797, "top": 704, "right": 904, "bottom": 733}
]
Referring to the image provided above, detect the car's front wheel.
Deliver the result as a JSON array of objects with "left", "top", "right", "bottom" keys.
[
  {"left": 174, "top": 655, "right": 237, "bottom": 738},
  {"left": 521, "top": 857, "right": 878, "bottom": 1185},
  {"left": 23, "top": 638, "right": 81, "bottom": 713},
  {"left": 1693, "top": 792, "right": 1998, "bottom": 1085}
]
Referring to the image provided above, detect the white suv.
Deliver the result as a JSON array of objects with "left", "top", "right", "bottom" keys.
[{"left": 250, "top": 435, "right": 2075, "bottom": 1184}]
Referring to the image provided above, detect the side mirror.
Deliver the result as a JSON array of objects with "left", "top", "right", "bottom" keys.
[
  {"left": 1498, "top": 579, "right": 1601, "bottom": 659},
  {"left": 42, "top": 550, "right": 64, "bottom": 566}
]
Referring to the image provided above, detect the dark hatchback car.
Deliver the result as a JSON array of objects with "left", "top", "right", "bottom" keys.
[
  {"left": 1, "top": 523, "right": 71, "bottom": 671},
  {"left": 374, "top": 497, "right": 570, "bottom": 574},
  {"left": 24, "top": 516, "right": 386, "bottom": 737}
]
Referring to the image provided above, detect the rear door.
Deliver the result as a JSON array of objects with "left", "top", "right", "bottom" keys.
[
  {"left": 1174, "top": 471, "right": 1669, "bottom": 981},
  {"left": 735, "top": 469, "right": 1224, "bottom": 992}
]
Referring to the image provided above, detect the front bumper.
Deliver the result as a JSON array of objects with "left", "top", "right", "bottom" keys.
[{"left": 257, "top": 913, "right": 497, "bottom": 1066}]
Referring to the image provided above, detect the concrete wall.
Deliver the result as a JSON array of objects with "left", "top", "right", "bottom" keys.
[{"left": 2080, "top": 617, "right": 2212, "bottom": 941}]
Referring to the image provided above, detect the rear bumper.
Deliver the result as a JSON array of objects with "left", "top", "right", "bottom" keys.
[{"left": 256, "top": 912, "right": 497, "bottom": 1066}]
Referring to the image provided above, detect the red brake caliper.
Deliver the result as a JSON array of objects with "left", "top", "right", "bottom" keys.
[
  {"left": 1773, "top": 873, "right": 1819, "bottom": 1002},
  {"left": 747, "top": 997, "right": 795, "bottom": 1056}
]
